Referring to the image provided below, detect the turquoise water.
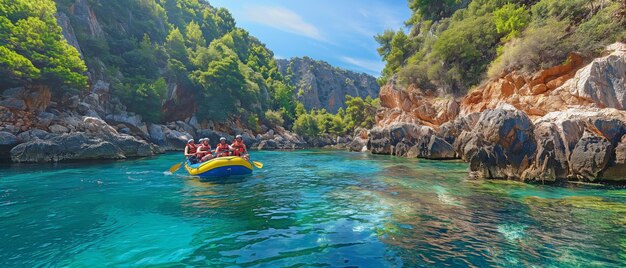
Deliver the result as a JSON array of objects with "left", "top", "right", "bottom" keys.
[{"left": 1, "top": 151, "right": 626, "bottom": 267}]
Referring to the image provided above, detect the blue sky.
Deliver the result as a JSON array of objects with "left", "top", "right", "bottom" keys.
[{"left": 208, "top": 0, "right": 411, "bottom": 77}]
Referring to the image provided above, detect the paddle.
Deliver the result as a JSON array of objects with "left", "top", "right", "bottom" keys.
[
  {"left": 252, "top": 161, "right": 263, "bottom": 169},
  {"left": 168, "top": 162, "right": 183, "bottom": 173}
]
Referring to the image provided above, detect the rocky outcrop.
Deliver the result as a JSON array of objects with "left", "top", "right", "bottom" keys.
[
  {"left": 458, "top": 107, "right": 536, "bottom": 180},
  {"left": 563, "top": 47, "right": 626, "bottom": 109},
  {"left": 523, "top": 108, "right": 626, "bottom": 182},
  {"left": 367, "top": 122, "right": 456, "bottom": 159},
  {"left": 377, "top": 81, "right": 459, "bottom": 127},
  {"left": 0, "top": 131, "right": 18, "bottom": 161},
  {"left": 348, "top": 128, "right": 369, "bottom": 152},
  {"left": 364, "top": 43, "right": 626, "bottom": 183},
  {"left": 253, "top": 127, "right": 308, "bottom": 150},
  {"left": 276, "top": 57, "right": 379, "bottom": 113},
  {"left": 460, "top": 53, "right": 588, "bottom": 119},
  {"left": 10, "top": 133, "right": 124, "bottom": 163},
  {"left": 9, "top": 116, "right": 160, "bottom": 163}
]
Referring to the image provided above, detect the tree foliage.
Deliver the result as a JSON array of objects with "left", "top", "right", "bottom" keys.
[
  {"left": 377, "top": 0, "right": 626, "bottom": 95},
  {"left": 293, "top": 95, "right": 379, "bottom": 139},
  {"left": 0, "top": 0, "right": 87, "bottom": 90},
  {"left": 45, "top": 0, "right": 298, "bottom": 125}
]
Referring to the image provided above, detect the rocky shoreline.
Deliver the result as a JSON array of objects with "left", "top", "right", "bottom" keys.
[
  {"left": 353, "top": 43, "right": 626, "bottom": 184},
  {"left": 0, "top": 82, "right": 352, "bottom": 163}
]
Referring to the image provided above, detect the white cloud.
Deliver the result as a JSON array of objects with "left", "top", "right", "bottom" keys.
[
  {"left": 243, "top": 6, "right": 327, "bottom": 42},
  {"left": 340, "top": 56, "right": 384, "bottom": 75}
]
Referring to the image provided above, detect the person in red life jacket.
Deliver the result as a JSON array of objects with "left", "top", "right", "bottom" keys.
[
  {"left": 231, "top": 134, "right": 249, "bottom": 160},
  {"left": 215, "top": 137, "right": 232, "bottom": 157},
  {"left": 184, "top": 139, "right": 200, "bottom": 164},
  {"left": 197, "top": 138, "right": 214, "bottom": 162},
  {"left": 184, "top": 139, "right": 197, "bottom": 157}
]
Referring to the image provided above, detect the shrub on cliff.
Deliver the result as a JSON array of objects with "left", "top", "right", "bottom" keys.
[
  {"left": 489, "top": 0, "right": 626, "bottom": 78},
  {"left": 379, "top": 0, "right": 626, "bottom": 93},
  {"left": 488, "top": 19, "right": 571, "bottom": 77},
  {"left": 264, "top": 110, "right": 285, "bottom": 128}
]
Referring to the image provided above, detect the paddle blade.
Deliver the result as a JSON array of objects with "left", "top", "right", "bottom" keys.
[
  {"left": 169, "top": 162, "right": 183, "bottom": 173},
  {"left": 252, "top": 161, "right": 263, "bottom": 169}
]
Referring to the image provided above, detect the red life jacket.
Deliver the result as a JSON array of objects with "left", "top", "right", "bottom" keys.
[
  {"left": 231, "top": 141, "right": 245, "bottom": 156},
  {"left": 217, "top": 143, "right": 230, "bottom": 152},
  {"left": 187, "top": 143, "right": 197, "bottom": 154},
  {"left": 198, "top": 145, "right": 211, "bottom": 155}
]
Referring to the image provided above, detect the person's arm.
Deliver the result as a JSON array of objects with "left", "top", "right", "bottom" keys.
[{"left": 184, "top": 146, "right": 190, "bottom": 156}]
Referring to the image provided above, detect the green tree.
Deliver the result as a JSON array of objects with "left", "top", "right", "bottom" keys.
[
  {"left": 293, "top": 113, "right": 320, "bottom": 138},
  {"left": 191, "top": 54, "right": 245, "bottom": 121},
  {"left": 344, "top": 95, "right": 379, "bottom": 131},
  {"left": 184, "top": 21, "right": 206, "bottom": 49},
  {"left": 409, "top": 0, "right": 465, "bottom": 20},
  {"left": 118, "top": 77, "right": 167, "bottom": 122},
  {"left": 165, "top": 27, "right": 188, "bottom": 64},
  {"left": 0, "top": 0, "right": 86, "bottom": 89},
  {"left": 494, "top": 3, "right": 530, "bottom": 40}
]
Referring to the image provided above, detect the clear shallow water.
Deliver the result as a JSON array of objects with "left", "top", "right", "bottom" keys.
[{"left": 1, "top": 150, "right": 626, "bottom": 267}]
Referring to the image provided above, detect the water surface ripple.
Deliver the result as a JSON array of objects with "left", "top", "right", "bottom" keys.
[{"left": 1, "top": 151, "right": 626, "bottom": 267}]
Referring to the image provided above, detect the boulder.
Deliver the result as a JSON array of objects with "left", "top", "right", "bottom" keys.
[
  {"left": 2, "top": 87, "right": 25, "bottom": 99},
  {"left": 148, "top": 123, "right": 169, "bottom": 146},
  {"left": 83, "top": 116, "right": 118, "bottom": 137},
  {"left": 17, "top": 129, "right": 54, "bottom": 143},
  {"left": 565, "top": 47, "right": 626, "bottom": 109},
  {"left": 66, "top": 95, "right": 80, "bottom": 109},
  {"left": 108, "top": 134, "right": 154, "bottom": 157},
  {"left": 424, "top": 136, "right": 456, "bottom": 159},
  {"left": 36, "top": 112, "right": 55, "bottom": 128},
  {"left": 0, "top": 131, "right": 19, "bottom": 160},
  {"left": 10, "top": 133, "right": 125, "bottom": 163},
  {"left": 175, "top": 120, "right": 196, "bottom": 137},
  {"left": 106, "top": 112, "right": 149, "bottom": 137},
  {"left": 569, "top": 131, "right": 613, "bottom": 180},
  {"left": 605, "top": 134, "right": 626, "bottom": 180},
  {"left": 257, "top": 139, "right": 277, "bottom": 150},
  {"left": 393, "top": 138, "right": 414, "bottom": 157},
  {"left": 0, "top": 98, "right": 26, "bottom": 110},
  {"left": 615, "top": 135, "right": 626, "bottom": 165},
  {"left": 368, "top": 127, "right": 391, "bottom": 154},
  {"left": 164, "top": 129, "right": 192, "bottom": 151},
  {"left": 460, "top": 107, "right": 536, "bottom": 179},
  {"left": 82, "top": 93, "right": 104, "bottom": 114},
  {"left": 49, "top": 124, "right": 70, "bottom": 134},
  {"left": 438, "top": 113, "right": 480, "bottom": 145},
  {"left": 521, "top": 108, "right": 626, "bottom": 182},
  {"left": 348, "top": 137, "right": 368, "bottom": 152}
]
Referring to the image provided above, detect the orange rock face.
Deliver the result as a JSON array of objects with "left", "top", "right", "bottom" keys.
[
  {"left": 459, "top": 53, "right": 589, "bottom": 120},
  {"left": 377, "top": 83, "right": 459, "bottom": 127},
  {"left": 376, "top": 53, "right": 589, "bottom": 129}
]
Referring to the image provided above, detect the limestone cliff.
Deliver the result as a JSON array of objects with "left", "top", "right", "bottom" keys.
[
  {"left": 367, "top": 43, "right": 626, "bottom": 183},
  {"left": 276, "top": 57, "right": 379, "bottom": 113}
]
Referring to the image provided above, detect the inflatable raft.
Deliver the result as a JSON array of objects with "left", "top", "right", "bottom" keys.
[{"left": 184, "top": 156, "right": 253, "bottom": 178}]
